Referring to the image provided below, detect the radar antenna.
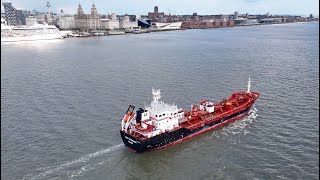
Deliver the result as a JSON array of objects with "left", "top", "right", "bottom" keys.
[{"left": 152, "top": 88, "right": 161, "bottom": 103}]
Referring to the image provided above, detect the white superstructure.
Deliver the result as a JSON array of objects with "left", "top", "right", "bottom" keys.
[
  {"left": 121, "top": 89, "right": 185, "bottom": 138},
  {"left": 1, "top": 21, "right": 70, "bottom": 42},
  {"left": 144, "top": 88, "right": 183, "bottom": 130}
]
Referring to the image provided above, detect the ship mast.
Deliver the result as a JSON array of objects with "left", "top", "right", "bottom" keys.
[
  {"left": 152, "top": 88, "right": 161, "bottom": 103},
  {"left": 247, "top": 77, "right": 251, "bottom": 93},
  {"left": 152, "top": 88, "right": 161, "bottom": 111}
]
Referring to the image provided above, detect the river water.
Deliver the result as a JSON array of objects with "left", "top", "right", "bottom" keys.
[{"left": 1, "top": 22, "right": 319, "bottom": 180}]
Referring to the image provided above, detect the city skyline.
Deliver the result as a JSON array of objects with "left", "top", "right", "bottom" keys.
[{"left": 1, "top": 0, "right": 319, "bottom": 16}]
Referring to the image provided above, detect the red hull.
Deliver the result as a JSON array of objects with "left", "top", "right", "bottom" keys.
[
  {"left": 121, "top": 90, "right": 260, "bottom": 153},
  {"left": 126, "top": 109, "right": 251, "bottom": 152}
]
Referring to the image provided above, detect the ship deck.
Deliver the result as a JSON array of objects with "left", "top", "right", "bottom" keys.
[{"left": 127, "top": 91, "right": 259, "bottom": 140}]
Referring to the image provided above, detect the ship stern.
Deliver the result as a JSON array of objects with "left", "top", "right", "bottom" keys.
[{"left": 120, "top": 131, "right": 145, "bottom": 153}]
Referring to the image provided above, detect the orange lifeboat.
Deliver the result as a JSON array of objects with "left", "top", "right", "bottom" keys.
[{"left": 123, "top": 112, "right": 134, "bottom": 123}]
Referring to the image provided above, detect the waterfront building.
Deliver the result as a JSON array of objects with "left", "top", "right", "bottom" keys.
[
  {"left": 1, "top": 12, "right": 6, "bottom": 19},
  {"left": 220, "top": 15, "right": 229, "bottom": 22},
  {"left": 101, "top": 13, "right": 119, "bottom": 30},
  {"left": 2, "top": 2, "right": 26, "bottom": 25},
  {"left": 31, "top": 10, "right": 38, "bottom": 16},
  {"left": 101, "top": 19, "right": 109, "bottom": 29},
  {"left": 26, "top": 3, "right": 58, "bottom": 26},
  {"left": 213, "top": 20, "right": 221, "bottom": 27},
  {"left": 165, "top": 14, "right": 175, "bottom": 23},
  {"left": 118, "top": 14, "right": 137, "bottom": 22},
  {"left": 220, "top": 20, "right": 227, "bottom": 26},
  {"left": 260, "top": 18, "right": 274, "bottom": 24},
  {"left": 273, "top": 18, "right": 282, "bottom": 23},
  {"left": 25, "top": 14, "right": 55, "bottom": 26},
  {"left": 227, "top": 20, "right": 235, "bottom": 26},
  {"left": 18, "top": 8, "right": 27, "bottom": 24},
  {"left": 75, "top": 3, "right": 89, "bottom": 30},
  {"left": 102, "top": 19, "right": 120, "bottom": 30},
  {"left": 110, "top": 13, "right": 117, "bottom": 20},
  {"left": 234, "top": 18, "right": 259, "bottom": 25},
  {"left": 138, "top": 19, "right": 151, "bottom": 28},
  {"left": 89, "top": 3, "right": 101, "bottom": 30},
  {"left": 1, "top": 17, "right": 7, "bottom": 25},
  {"left": 154, "top": 22, "right": 182, "bottom": 30},
  {"left": 36, "top": 14, "right": 46, "bottom": 23},
  {"left": 181, "top": 18, "right": 233, "bottom": 29},
  {"left": 159, "top": 14, "right": 164, "bottom": 23},
  {"left": 148, "top": 6, "right": 165, "bottom": 22},
  {"left": 25, "top": 16, "right": 37, "bottom": 26},
  {"left": 75, "top": 3, "right": 101, "bottom": 31},
  {"left": 119, "top": 15, "right": 138, "bottom": 29},
  {"left": 57, "top": 15, "right": 75, "bottom": 30}
]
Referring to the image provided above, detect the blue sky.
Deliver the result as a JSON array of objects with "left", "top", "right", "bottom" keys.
[{"left": 1, "top": 0, "right": 319, "bottom": 16}]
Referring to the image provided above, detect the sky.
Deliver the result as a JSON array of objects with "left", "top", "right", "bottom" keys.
[{"left": 1, "top": 0, "right": 319, "bottom": 16}]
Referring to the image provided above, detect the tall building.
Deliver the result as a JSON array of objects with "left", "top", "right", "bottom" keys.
[
  {"left": 2, "top": 2, "right": 26, "bottom": 25},
  {"left": 234, "top": 11, "right": 238, "bottom": 19},
  {"left": 75, "top": 3, "right": 89, "bottom": 31},
  {"left": 148, "top": 6, "right": 164, "bottom": 22},
  {"left": 16, "top": 9, "right": 26, "bottom": 25},
  {"left": 154, "top": 6, "right": 158, "bottom": 14},
  {"left": 119, "top": 15, "right": 138, "bottom": 29},
  {"left": 89, "top": 3, "right": 101, "bottom": 30},
  {"left": 74, "top": 3, "right": 101, "bottom": 31}
]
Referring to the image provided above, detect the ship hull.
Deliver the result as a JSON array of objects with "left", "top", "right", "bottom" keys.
[
  {"left": 1, "top": 33, "right": 66, "bottom": 42},
  {"left": 120, "top": 106, "right": 252, "bottom": 153}
]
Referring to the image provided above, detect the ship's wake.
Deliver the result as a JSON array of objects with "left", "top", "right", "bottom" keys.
[
  {"left": 24, "top": 108, "right": 259, "bottom": 179},
  {"left": 24, "top": 144, "right": 124, "bottom": 180},
  {"left": 218, "top": 106, "right": 258, "bottom": 140}
]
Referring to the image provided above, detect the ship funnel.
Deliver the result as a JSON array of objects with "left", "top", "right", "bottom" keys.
[{"left": 247, "top": 77, "right": 251, "bottom": 93}]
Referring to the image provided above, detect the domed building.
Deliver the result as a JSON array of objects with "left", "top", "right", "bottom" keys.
[{"left": 75, "top": 3, "right": 101, "bottom": 31}]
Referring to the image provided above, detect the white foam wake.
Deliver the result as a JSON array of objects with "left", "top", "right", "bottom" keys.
[
  {"left": 222, "top": 106, "right": 258, "bottom": 137},
  {"left": 27, "top": 144, "right": 124, "bottom": 180}
]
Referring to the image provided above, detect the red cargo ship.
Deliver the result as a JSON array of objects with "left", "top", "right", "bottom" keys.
[{"left": 120, "top": 78, "right": 259, "bottom": 152}]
